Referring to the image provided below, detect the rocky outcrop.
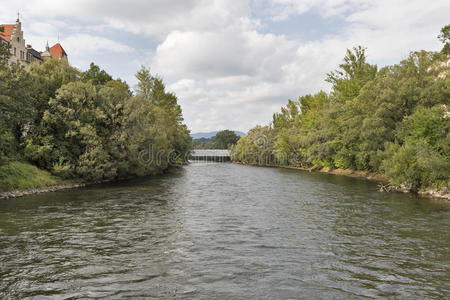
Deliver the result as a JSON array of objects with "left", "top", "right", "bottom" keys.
[{"left": 418, "top": 187, "right": 450, "bottom": 200}]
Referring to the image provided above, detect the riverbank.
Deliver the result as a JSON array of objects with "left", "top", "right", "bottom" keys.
[
  {"left": 0, "top": 161, "right": 82, "bottom": 199},
  {"left": 0, "top": 160, "right": 177, "bottom": 200},
  {"left": 2, "top": 161, "right": 448, "bottom": 201},
  {"left": 233, "top": 162, "right": 449, "bottom": 201},
  {"left": 0, "top": 181, "right": 88, "bottom": 199}
]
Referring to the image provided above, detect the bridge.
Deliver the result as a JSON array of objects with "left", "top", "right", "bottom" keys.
[{"left": 190, "top": 149, "right": 231, "bottom": 162}]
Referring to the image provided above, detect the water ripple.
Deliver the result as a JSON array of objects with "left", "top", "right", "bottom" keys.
[{"left": 1, "top": 163, "right": 449, "bottom": 298}]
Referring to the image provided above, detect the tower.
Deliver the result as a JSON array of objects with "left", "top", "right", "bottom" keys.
[{"left": 41, "top": 41, "right": 53, "bottom": 60}]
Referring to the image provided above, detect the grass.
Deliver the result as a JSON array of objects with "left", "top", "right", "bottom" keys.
[{"left": 0, "top": 161, "right": 61, "bottom": 193}]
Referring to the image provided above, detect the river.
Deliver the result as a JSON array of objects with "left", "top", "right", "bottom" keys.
[{"left": 0, "top": 163, "right": 449, "bottom": 299}]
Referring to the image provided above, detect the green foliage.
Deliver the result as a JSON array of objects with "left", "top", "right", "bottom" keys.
[
  {"left": 0, "top": 161, "right": 58, "bottom": 192},
  {"left": 1, "top": 58, "right": 190, "bottom": 184},
  {"left": 0, "top": 54, "right": 36, "bottom": 163},
  {"left": 396, "top": 106, "right": 449, "bottom": 153},
  {"left": 0, "top": 41, "right": 11, "bottom": 65},
  {"left": 231, "top": 43, "right": 450, "bottom": 191},
  {"left": 326, "top": 46, "right": 377, "bottom": 102},
  {"left": 192, "top": 137, "right": 214, "bottom": 149},
  {"left": 81, "top": 62, "right": 113, "bottom": 85},
  {"left": 214, "top": 130, "right": 240, "bottom": 149},
  {"left": 192, "top": 131, "right": 240, "bottom": 149},
  {"left": 28, "top": 59, "right": 80, "bottom": 123},
  {"left": 438, "top": 24, "right": 450, "bottom": 55},
  {"left": 382, "top": 140, "right": 449, "bottom": 190},
  {"left": 231, "top": 126, "right": 276, "bottom": 165}
]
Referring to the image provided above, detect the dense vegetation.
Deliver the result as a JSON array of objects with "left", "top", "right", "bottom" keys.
[
  {"left": 192, "top": 130, "right": 240, "bottom": 149},
  {"left": 0, "top": 46, "right": 191, "bottom": 191},
  {"left": 232, "top": 29, "right": 450, "bottom": 192}
]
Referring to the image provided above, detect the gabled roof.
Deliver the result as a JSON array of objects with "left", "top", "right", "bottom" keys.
[
  {"left": 28, "top": 47, "right": 42, "bottom": 59},
  {"left": 49, "top": 43, "right": 67, "bottom": 59},
  {"left": 0, "top": 24, "right": 15, "bottom": 42}
]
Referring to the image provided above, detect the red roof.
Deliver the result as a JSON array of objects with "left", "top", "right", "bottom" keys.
[
  {"left": 49, "top": 43, "right": 67, "bottom": 59},
  {"left": 0, "top": 24, "right": 15, "bottom": 42}
]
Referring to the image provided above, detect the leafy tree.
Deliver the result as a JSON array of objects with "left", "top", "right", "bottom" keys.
[
  {"left": 0, "top": 41, "right": 12, "bottom": 163},
  {"left": 28, "top": 59, "right": 80, "bottom": 123},
  {"left": 231, "top": 126, "right": 276, "bottom": 165},
  {"left": 134, "top": 66, "right": 191, "bottom": 160},
  {"left": 326, "top": 46, "right": 377, "bottom": 102},
  {"left": 0, "top": 41, "right": 10, "bottom": 65},
  {"left": 0, "top": 58, "right": 36, "bottom": 162},
  {"left": 231, "top": 43, "right": 449, "bottom": 191},
  {"left": 81, "top": 62, "right": 113, "bottom": 85},
  {"left": 214, "top": 130, "right": 240, "bottom": 149},
  {"left": 438, "top": 24, "right": 450, "bottom": 55},
  {"left": 192, "top": 137, "right": 216, "bottom": 149},
  {"left": 1, "top": 51, "right": 191, "bottom": 183}
]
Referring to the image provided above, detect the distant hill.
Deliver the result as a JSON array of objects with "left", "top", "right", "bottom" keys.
[{"left": 191, "top": 131, "right": 246, "bottom": 140}]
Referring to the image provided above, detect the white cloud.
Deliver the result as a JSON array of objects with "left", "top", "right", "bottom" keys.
[
  {"left": 62, "top": 34, "right": 134, "bottom": 55},
  {"left": 266, "top": 0, "right": 370, "bottom": 20},
  {"left": 152, "top": 0, "right": 449, "bottom": 132},
  {"left": 1, "top": 0, "right": 448, "bottom": 132}
]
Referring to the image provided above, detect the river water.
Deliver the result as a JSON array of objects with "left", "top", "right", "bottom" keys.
[{"left": 0, "top": 163, "right": 449, "bottom": 299}]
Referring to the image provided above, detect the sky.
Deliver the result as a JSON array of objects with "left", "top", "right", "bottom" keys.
[{"left": 1, "top": 0, "right": 448, "bottom": 133}]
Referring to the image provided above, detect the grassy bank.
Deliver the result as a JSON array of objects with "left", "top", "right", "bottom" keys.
[{"left": 0, "top": 161, "right": 61, "bottom": 193}]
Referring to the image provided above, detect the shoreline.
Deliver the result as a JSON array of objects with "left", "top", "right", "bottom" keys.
[
  {"left": 0, "top": 167, "right": 175, "bottom": 200},
  {"left": 233, "top": 162, "right": 450, "bottom": 201},
  {"left": 0, "top": 181, "right": 88, "bottom": 200},
  {"left": 1, "top": 163, "right": 448, "bottom": 201}
]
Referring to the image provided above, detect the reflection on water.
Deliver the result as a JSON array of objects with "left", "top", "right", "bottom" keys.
[{"left": 0, "top": 163, "right": 449, "bottom": 298}]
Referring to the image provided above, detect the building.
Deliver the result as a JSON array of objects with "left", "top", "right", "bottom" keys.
[
  {"left": 26, "top": 44, "right": 43, "bottom": 64},
  {"left": 49, "top": 43, "right": 68, "bottom": 61},
  {"left": 0, "top": 15, "right": 68, "bottom": 66},
  {"left": 40, "top": 42, "right": 53, "bottom": 61},
  {"left": 0, "top": 17, "right": 29, "bottom": 66}
]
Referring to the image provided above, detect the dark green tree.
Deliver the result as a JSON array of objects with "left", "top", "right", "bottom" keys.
[
  {"left": 214, "top": 130, "right": 240, "bottom": 149},
  {"left": 81, "top": 62, "right": 113, "bottom": 85},
  {"left": 438, "top": 24, "right": 450, "bottom": 55}
]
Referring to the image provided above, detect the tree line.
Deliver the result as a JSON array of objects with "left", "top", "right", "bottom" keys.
[
  {"left": 0, "top": 46, "right": 191, "bottom": 182},
  {"left": 192, "top": 130, "right": 240, "bottom": 149},
  {"left": 231, "top": 26, "right": 450, "bottom": 191}
]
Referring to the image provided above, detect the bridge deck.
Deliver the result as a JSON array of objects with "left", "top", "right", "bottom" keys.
[{"left": 190, "top": 149, "right": 231, "bottom": 162}]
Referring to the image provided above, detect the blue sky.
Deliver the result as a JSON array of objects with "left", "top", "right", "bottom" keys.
[{"left": 1, "top": 0, "right": 448, "bottom": 133}]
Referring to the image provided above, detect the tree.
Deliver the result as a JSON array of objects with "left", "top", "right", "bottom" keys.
[
  {"left": 326, "top": 46, "right": 377, "bottom": 102},
  {"left": 231, "top": 126, "right": 276, "bottom": 165},
  {"left": 214, "top": 130, "right": 240, "bottom": 149},
  {"left": 231, "top": 44, "right": 449, "bottom": 190},
  {"left": 134, "top": 66, "right": 191, "bottom": 161},
  {"left": 28, "top": 59, "right": 80, "bottom": 124},
  {"left": 0, "top": 41, "right": 10, "bottom": 65},
  {"left": 0, "top": 58, "right": 36, "bottom": 162},
  {"left": 0, "top": 42, "right": 13, "bottom": 163},
  {"left": 81, "top": 62, "right": 113, "bottom": 85},
  {"left": 438, "top": 24, "right": 450, "bottom": 55}
]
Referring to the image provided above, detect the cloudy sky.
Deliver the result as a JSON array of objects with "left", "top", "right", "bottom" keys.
[{"left": 1, "top": 0, "right": 448, "bottom": 133}]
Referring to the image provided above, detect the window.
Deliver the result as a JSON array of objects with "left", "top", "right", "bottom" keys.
[
  {"left": 13, "top": 47, "right": 16, "bottom": 56},
  {"left": 28, "top": 53, "right": 33, "bottom": 62},
  {"left": 17, "top": 37, "right": 20, "bottom": 42}
]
